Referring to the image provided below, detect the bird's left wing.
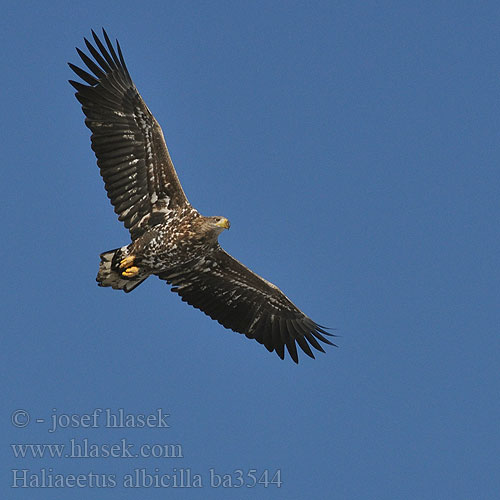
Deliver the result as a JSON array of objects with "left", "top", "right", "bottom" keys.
[
  {"left": 69, "top": 29, "right": 189, "bottom": 239},
  {"left": 158, "top": 247, "right": 334, "bottom": 363}
]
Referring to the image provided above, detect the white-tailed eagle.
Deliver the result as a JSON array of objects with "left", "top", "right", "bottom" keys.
[{"left": 69, "top": 29, "right": 335, "bottom": 363}]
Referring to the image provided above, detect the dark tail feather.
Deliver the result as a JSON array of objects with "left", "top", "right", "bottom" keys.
[{"left": 96, "top": 248, "right": 148, "bottom": 293}]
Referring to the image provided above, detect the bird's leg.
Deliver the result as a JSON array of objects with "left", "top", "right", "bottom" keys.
[
  {"left": 122, "top": 266, "right": 140, "bottom": 278},
  {"left": 119, "top": 255, "right": 136, "bottom": 269},
  {"left": 118, "top": 254, "right": 140, "bottom": 278}
]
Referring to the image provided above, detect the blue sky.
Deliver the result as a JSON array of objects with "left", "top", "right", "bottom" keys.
[{"left": 2, "top": 1, "right": 499, "bottom": 498}]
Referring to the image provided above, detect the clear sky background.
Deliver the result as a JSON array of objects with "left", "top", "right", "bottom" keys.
[{"left": 2, "top": 1, "right": 499, "bottom": 499}]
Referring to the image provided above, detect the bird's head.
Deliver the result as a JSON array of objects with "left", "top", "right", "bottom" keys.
[
  {"left": 211, "top": 216, "right": 231, "bottom": 232},
  {"left": 199, "top": 216, "right": 230, "bottom": 240}
]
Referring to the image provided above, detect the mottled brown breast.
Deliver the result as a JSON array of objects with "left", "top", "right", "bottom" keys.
[{"left": 129, "top": 209, "right": 219, "bottom": 272}]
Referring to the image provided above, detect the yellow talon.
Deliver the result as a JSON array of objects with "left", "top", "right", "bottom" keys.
[
  {"left": 122, "top": 266, "right": 139, "bottom": 277},
  {"left": 119, "top": 255, "right": 136, "bottom": 269}
]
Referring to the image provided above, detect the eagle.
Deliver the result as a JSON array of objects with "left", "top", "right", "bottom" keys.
[{"left": 69, "top": 29, "right": 335, "bottom": 363}]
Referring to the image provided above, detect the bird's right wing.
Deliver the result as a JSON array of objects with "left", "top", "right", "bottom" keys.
[
  {"left": 69, "top": 29, "right": 189, "bottom": 239},
  {"left": 159, "top": 247, "right": 334, "bottom": 363}
]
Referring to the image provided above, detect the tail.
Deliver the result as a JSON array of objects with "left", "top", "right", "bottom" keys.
[{"left": 96, "top": 247, "right": 148, "bottom": 293}]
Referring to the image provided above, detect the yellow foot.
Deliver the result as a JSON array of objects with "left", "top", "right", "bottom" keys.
[
  {"left": 122, "top": 266, "right": 139, "bottom": 278},
  {"left": 119, "top": 255, "right": 136, "bottom": 269}
]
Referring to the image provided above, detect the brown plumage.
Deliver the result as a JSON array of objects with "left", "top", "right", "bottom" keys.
[{"left": 69, "top": 29, "right": 335, "bottom": 363}]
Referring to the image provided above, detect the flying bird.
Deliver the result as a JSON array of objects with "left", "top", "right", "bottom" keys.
[{"left": 69, "top": 29, "right": 334, "bottom": 363}]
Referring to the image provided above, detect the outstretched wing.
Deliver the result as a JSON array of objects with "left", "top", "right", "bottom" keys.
[
  {"left": 69, "top": 29, "right": 189, "bottom": 239},
  {"left": 159, "top": 248, "right": 335, "bottom": 363}
]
